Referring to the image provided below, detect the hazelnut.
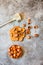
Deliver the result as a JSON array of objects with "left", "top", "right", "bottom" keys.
[
  {"left": 10, "top": 47, "right": 13, "bottom": 51},
  {"left": 21, "top": 28, "right": 25, "bottom": 33},
  {"left": 14, "top": 34, "right": 18, "bottom": 37},
  {"left": 34, "top": 34, "right": 39, "bottom": 37},
  {"left": 10, "top": 51, "right": 13, "bottom": 54},
  {"left": 14, "top": 37, "right": 18, "bottom": 41},
  {"left": 8, "top": 52, "right": 11, "bottom": 55},
  {"left": 14, "top": 51, "right": 17, "bottom": 54},
  {"left": 28, "top": 18, "right": 31, "bottom": 24},
  {"left": 8, "top": 48, "right": 10, "bottom": 52},
  {"left": 17, "top": 53, "right": 20, "bottom": 57},
  {"left": 10, "top": 55, "right": 13, "bottom": 58},
  {"left": 17, "top": 48, "right": 20, "bottom": 52},
  {"left": 26, "top": 29, "right": 31, "bottom": 34},
  {"left": 34, "top": 25, "right": 38, "bottom": 29},
  {"left": 11, "top": 45, "right": 15, "bottom": 48},
  {"left": 13, "top": 54, "right": 16, "bottom": 58},
  {"left": 23, "top": 24, "right": 26, "bottom": 27},
  {"left": 17, "top": 45, "right": 21, "bottom": 49},
  {"left": 10, "top": 33, "right": 13, "bottom": 37},
  {"left": 18, "top": 27, "right": 21, "bottom": 31},
  {"left": 28, "top": 26, "right": 32, "bottom": 29},
  {"left": 26, "top": 36, "right": 31, "bottom": 39},
  {"left": 14, "top": 31, "right": 18, "bottom": 33},
  {"left": 19, "top": 37, "right": 23, "bottom": 41}
]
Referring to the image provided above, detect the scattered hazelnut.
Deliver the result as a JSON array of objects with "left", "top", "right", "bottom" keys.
[
  {"left": 23, "top": 24, "right": 26, "bottom": 27},
  {"left": 34, "top": 25, "right": 38, "bottom": 29},
  {"left": 26, "top": 29, "right": 31, "bottom": 34},
  {"left": 28, "top": 26, "right": 32, "bottom": 29},
  {"left": 28, "top": 18, "right": 31, "bottom": 24},
  {"left": 26, "top": 36, "right": 31, "bottom": 39},
  {"left": 34, "top": 34, "right": 39, "bottom": 37}
]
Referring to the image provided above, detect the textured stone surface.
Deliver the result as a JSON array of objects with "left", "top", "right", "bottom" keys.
[{"left": 0, "top": 0, "right": 43, "bottom": 65}]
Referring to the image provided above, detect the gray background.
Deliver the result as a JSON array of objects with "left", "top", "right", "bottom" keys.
[{"left": 0, "top": 0, "right": 43, "bottom": 65}]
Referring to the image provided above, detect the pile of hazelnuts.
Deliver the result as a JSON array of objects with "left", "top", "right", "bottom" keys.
[{"left": 8, "top": 45, "right": 23, "bottom": 59}]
